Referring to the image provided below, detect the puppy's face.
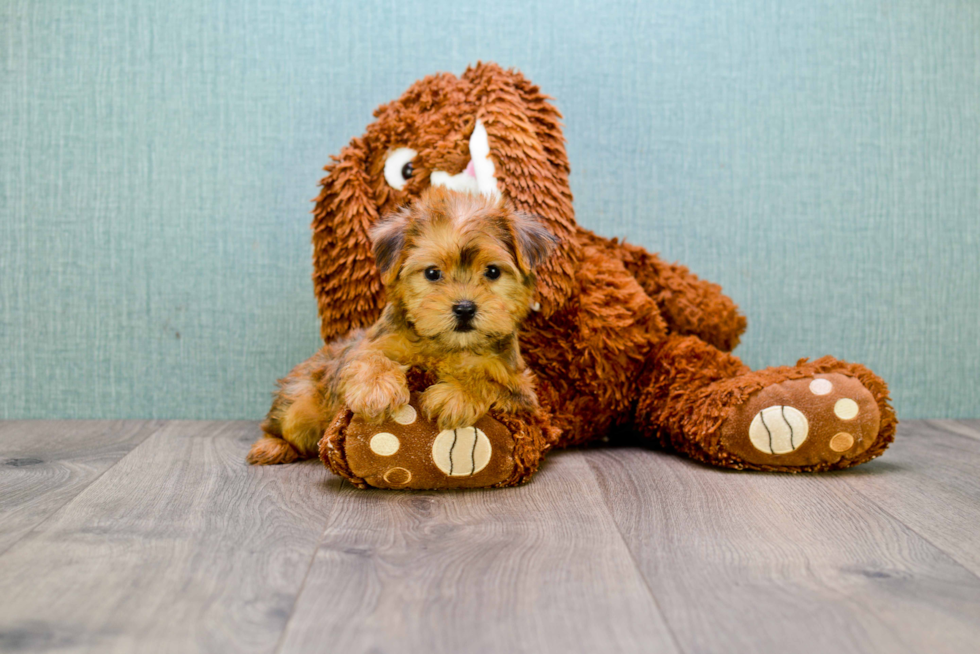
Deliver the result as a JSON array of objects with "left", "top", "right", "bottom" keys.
[{"left": 371, "top": 188, "right": 555, "bottom": 351}]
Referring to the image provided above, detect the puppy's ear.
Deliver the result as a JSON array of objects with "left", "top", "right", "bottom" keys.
[
  {"left": 511, "top": 212, "right": 558, "bottom": 273},
  {"left": 370, "top": 208, "right": 411, "bottom": 283}
]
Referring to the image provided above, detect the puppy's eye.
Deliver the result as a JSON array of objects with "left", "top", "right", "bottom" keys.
[
  {"left": 383, "top": 148, "right": 417, "bottom": 191},
  {"left": 484, "top": 265, "right": 501, "bottom": 280},
  {"left": 424, "top": 266, "right": 442, "bottom": 281}
]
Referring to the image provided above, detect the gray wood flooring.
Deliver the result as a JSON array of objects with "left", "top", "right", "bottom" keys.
[{"left": 1, "top": 420, "right": 978, "bottom": 653}]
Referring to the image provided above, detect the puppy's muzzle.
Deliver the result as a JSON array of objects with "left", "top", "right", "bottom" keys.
[{"left": 452, "top": 300, "right": 477, "bottom": 332}]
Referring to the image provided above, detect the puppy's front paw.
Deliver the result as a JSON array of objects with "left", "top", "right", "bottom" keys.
[
  {"left": 346, "top": 373, "right": 411, "bottom": 423},
  {"left": 491, "top": 371, "right": 539, "bottom": 414},
  {"left": 492, "top": 389, "right": 538, "bottom": 415},
  {"left": 421, "top": 383, "right": 489, "bottom": 431}
]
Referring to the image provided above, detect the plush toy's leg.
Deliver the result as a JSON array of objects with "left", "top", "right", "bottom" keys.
[
  {"left": 634, "top": 335, "right": 897, "bottom": 471},
  {"left": 318, "top": 394, "right": 558, "bottom": 489},
  {"left": 586, "top": 233, "right": 747, "bottom": 352}
]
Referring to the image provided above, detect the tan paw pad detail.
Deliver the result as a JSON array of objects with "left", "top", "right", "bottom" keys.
[
  {"left": 829, "top": 432, "right": 855, "bottom": 452},
  {"left": 809, "top": 378, "right": 833, "bottom": 395},
  {"left": 392, "top": 404, "right": 417, "bottom": 425},
  {"left": 383, "top": 467, "right": 412, "bottom": 486},
  {"left": 748, "top": 406, "right": 809, "bottom": 454},
  {"left": 432, "top": 427, "right": 492, "bottom": 477},
  {"left": 369, "top": 432, "right": 400, "bottom": 456},
  {"left": 834, "top": 398, "right": 859, "bottom": 420}
]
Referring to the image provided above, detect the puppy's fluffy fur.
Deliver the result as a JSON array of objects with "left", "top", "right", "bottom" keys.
[{"left": 248, "top": 187, "right": 555, "bottom": 465}]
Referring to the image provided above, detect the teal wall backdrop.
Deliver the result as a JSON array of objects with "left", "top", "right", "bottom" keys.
[{"left": 2, "top": 0, "right": 978, "bottom": 419}]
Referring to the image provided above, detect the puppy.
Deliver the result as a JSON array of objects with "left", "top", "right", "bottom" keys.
[{"left": 247, "top": 187, "right": 556, "bottom": 465}]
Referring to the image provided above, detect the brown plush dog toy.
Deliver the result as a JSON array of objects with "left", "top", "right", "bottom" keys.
[{"left": 249, "top": 62, "right": 897, "bottom": 488}]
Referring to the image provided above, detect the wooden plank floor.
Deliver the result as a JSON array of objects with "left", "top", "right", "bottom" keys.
[{"left": 1, "top": 421, "right": 978, "bottom": 653}]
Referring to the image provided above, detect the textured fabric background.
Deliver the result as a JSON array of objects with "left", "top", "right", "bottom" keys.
[{"left": 2, "top": 0, "right": 978, "bottom": 419}]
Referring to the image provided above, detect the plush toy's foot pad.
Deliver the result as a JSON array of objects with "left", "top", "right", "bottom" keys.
[
  {"left": 342, "top": 398, "right": 518, "bottom": 489},
  {"left": 720, "top": 373, "right": 881, "bottom": 469}
]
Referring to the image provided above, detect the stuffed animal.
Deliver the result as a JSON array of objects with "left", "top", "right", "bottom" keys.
[{"left": 250, "top": 62, "right": 896, "bottom": 488}]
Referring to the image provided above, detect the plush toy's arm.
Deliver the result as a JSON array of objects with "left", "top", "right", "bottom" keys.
[
  {"left": 587, "top": 232, "right": 747, "bottom": 352},
  {"left": 320, "top": 367, "right": 560, "bottom": 490}
]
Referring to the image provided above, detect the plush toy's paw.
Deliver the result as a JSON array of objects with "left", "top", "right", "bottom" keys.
[
  {"left": 333, "top": 395, "right": 521, "bottom": 489},
  {"left": 720, "top": 373, "right": 882, "bottom": 469}
]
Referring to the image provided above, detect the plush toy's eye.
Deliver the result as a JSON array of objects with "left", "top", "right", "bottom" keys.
[
  {"left": 384, "top": 148, "right": 417, "bottom": 191},
  {"left": 484, "top": 265, "right": 501, "bottom": 280},
  {"left": 424, "top": 266, "right": 442, "bottom": 281}
]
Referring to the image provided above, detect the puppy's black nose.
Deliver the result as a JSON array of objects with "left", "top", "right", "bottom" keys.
[{"left": 452, "top": 300, "right": 477, "bottom": 321}]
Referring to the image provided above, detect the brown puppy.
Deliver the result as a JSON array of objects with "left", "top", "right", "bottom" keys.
[{"left": 247, "top": 187, "right": 555, "bottom": 465}]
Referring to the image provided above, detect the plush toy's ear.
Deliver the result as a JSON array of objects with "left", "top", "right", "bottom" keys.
[
  {"left": 511, "top": 212, "right": 558, "bottom": 274},
  {"left": 461, "top": 62, "right": 581, "bottom": 317},
  {"left": 312, "top": 137, "right": 385, "bottom": 343},
  {"left": 369, "top": 207, "right": 411, "bottom": 285}
]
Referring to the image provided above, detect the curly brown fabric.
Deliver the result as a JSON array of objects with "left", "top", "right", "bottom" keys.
[{"left": 294, "top": 62, "right": 896, "bottom": 486}]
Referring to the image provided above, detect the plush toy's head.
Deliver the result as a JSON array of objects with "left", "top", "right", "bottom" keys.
[
  {"left": 312, "top": 62, "right": 581, "bottom": 343},
  {"left": 370, "top": 187, "right": 556, "bottom": 352}
]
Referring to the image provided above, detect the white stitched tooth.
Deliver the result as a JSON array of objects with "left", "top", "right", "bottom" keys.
[
  {"left": 430, "top": 169, "right": 480, "bottom": 193},
  {"left": 469, "top": 119, "right": 499, "bottom": 197},
  {"left": 429, "top": 117, "right": 499, "bottom": 197}
]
